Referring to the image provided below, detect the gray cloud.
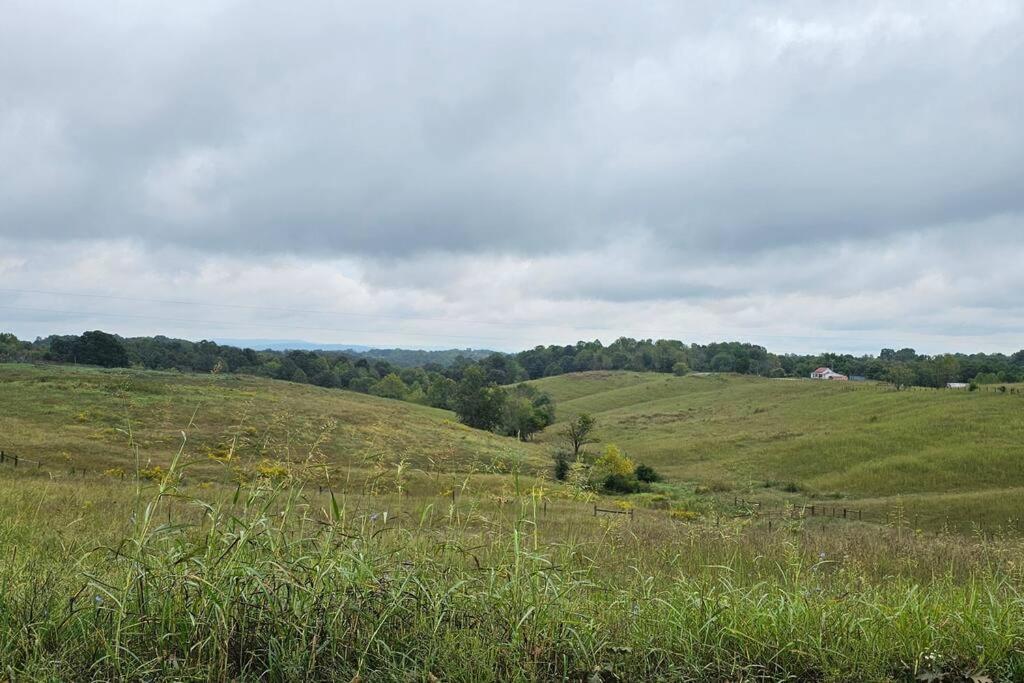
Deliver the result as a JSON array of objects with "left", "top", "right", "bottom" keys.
[
  {"left": 1, "top": 1, "right": 1023, "bottom": 352},
  {"left": 3, "top": 1, "right": 1023, "bottom": 258}
]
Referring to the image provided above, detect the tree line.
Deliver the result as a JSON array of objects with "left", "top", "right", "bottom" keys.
[
  {"left": 516, "top": 338, "right": 1024, "bottom": 386},
  {"left": 0, "top": 332, "right": 555, "bottom": 440},
  {"left": 3, "top": 331, "right": 1024, "bottom": 435}
]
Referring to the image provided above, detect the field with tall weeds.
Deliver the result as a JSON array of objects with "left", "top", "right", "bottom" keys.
[
  {"left": 1, "top": 459, "right": 1023, "bottom": 681},
  {"left": 2, "top": 364, "right": 1024, "bottom": 680}
]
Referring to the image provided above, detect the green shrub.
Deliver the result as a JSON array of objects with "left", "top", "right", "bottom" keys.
[
  {"left": 635, "top": 463, "right": 661, "bottom": 483},
  {"left": 603, "top": 473, "right": 650, "bottom": 494},
  {"left": 552, "top": 450, "right": 571, "bottom": 481}
]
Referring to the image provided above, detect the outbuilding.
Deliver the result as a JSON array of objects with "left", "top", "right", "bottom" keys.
[{"left": 810, "top": 367, "right": 848, "bottom": 381}]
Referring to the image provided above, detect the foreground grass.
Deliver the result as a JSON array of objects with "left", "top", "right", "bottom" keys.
[
  {"left": 1, "top": 465, "right": 1023, "bottom": 681},
  {"left": 3, "top": 365, "right": 1024, "bottom": 679}
]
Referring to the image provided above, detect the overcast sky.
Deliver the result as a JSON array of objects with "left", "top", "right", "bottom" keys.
[{"left": 2, "top": 1, "right": 1023, "bottom": 354}]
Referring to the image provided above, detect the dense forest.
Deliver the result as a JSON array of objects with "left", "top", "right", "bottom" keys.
[{"left": 3, "top": 331, "right": 1023, "bottom": 438}]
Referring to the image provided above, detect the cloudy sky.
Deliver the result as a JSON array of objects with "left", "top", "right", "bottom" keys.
[{"left": 2, "top": 1, "right": 1022, "bottom": 354}]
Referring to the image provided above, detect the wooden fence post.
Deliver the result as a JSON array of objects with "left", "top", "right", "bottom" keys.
[
  {"left": 13, "top": 454, "right": 17, "bottom": 467},
  {"left": 593, "top": 504, "right": 597, "bottom": 517},
  {"left": 858, "top": 510, "right": 862, "bottom": 521},
  {"left": 0, "top": 450, "right": 4, "bottom": 463},
  {"left": 810, "top": 505, "right": 815, "bottom": 516},
  {"left": 843, "top": 508, "right": 847, "bottom": 519}
]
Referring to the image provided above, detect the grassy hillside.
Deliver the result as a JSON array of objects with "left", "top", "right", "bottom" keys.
[
  {"left": 0, "top": 363, "right": 543, "bottom": 486},
  {"left": 3, "top": 366, "right": 1024, "bottom": 679},
  {"left": 531, "top": 371, "right": 1024, "bottom": 529}
]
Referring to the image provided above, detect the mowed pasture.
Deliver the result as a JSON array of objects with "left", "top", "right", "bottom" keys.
[{"left": 530, "top": 372, "right": 1024, "bottom": 531}]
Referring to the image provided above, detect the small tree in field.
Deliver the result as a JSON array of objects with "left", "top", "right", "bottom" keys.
[
  {"left": 592, "top": 444, "right": 634, "bottom": 479},
  {"left": 563, "top": 413, "right": 597, "bottom": 457},
  {"left": 551, "top": 450, "right": 571, "bottom": 481}
]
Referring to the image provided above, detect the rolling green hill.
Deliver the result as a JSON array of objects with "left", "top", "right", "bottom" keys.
[
  {"left": 2, "top": 368, "right": 1024, "bottom": 679},
  {"left": 0, "top": 363, "right": 542, "bottom": 486},
  {"left": 4, "top": 363, "right": 1022, "bottom": 530},
  {"left": 530, "top": 371, "right": 1024, "bottom": 528}
]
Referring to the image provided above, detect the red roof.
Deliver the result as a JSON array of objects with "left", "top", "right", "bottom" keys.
[{"left": 813, "top": 367, "right": 830, "bottom": 373}]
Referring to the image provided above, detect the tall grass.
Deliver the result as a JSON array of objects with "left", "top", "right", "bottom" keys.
[{"left": 2, "top": 458, "right": 1023, "bottom": 681}]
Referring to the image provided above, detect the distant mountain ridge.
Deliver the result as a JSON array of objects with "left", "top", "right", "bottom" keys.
[
  {"left": 211, "top": 338, "right": 498, "bottom": 366},
  {"left": 212, "top": 339, "right": 374, "bottom": 352}
]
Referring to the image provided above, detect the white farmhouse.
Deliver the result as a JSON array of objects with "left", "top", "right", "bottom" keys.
[{"left": 810, "top": 367, "right": 848, "bottom": 381}]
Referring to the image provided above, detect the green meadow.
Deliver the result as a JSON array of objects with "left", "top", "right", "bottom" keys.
[
  {"left": 530, "top": 371, "right": 1024, "bottom": 531},
  {"left": 2, "top": 363, "right": 1024, "bottom": 680},
  {"left": 0, "top": 363, "right": 543, "bottom": 486}
]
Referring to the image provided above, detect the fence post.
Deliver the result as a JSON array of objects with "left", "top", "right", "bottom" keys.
[
  {"left": 858, "top": 510, "right": 862, "bottom": 521},
  {"left": 593, "top": 504, "right": 597, "bottom": 517},
  {"left": 810, "top": 505, "right": 815, "bottom": 516},
  {"left": 768, "top": 519, "right": 772, "bottom": 532},
  {"left": 543, "top": 498, "right": 548, "bottom": 516},
  {"left": 0, "top": 450, "right": 4, "bottom": 463},
  {"left": 843, "top": 508, "right": 847, "bottom": 519},
  {"left": 630, "top": 508, "right": 635, "bottom": 520},
  {"left": 13, "top": 454, "right": 17, "bottom": 467}
]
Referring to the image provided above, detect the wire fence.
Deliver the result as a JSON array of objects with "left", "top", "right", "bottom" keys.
[{"left": 1, "top": 445, "right": 1018, "bottom": 537}]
